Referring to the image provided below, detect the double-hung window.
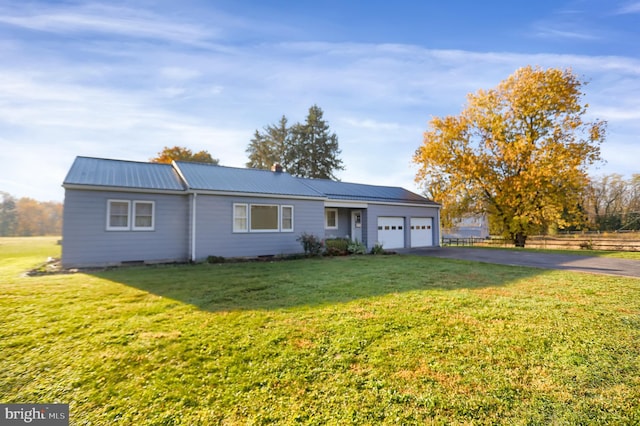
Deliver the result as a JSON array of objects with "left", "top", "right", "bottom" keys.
[
  {"left": 107, "top": 200, "right": 130, "bottom": 231},
  {"left": 107, "top": 199, "right": 155, "bottom": 231},
  {"left": 133, "top": 201, "right": 155, "bottom": 231},
  {"left": 233, "top": 204, "right": 248, "bottom": 232},
  {"left": 281, "top": 205, "right": 294, "bottom": 232},
  {"left": 325, "top": 208, "right": 338, "bottom": 229}
]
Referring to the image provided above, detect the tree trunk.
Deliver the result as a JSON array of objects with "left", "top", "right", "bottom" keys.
[{"left": 514, "top": 232, "right": 527, "bottom": 248}]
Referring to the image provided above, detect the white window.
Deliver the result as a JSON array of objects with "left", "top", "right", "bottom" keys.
[
  {"left": 107, "top": 199, "right": 156, "bottom": 231},
  {"left": 281, "top": 205, "right": 294, "bottom": 232},
  {"left": 107, "top": 200, "right": 130, "bottom": 231},
  {"left": 133, "top": 201, "right": 155, "bottom": 231},
  {"left": 250, "top": 204, "right": 279, "bottom": 232},
  {"left": 233, "top": 203, "right": 294, "bottom": 233},
  {"left": 325, "top": 208, "right": 338, "bottom": 229},
  {"left": 233, "top": 203, "right": 248, "bottom": 232}
]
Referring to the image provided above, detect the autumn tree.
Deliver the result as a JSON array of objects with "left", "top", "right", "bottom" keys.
[
  {"left": 150, "top": 146, "right": 219, "bottom": 164},
  {"left": 413, "top": 66, "right": 606, "bottom": 247},
  {"left": 628, "top": 175, "right": 640, "bottom": 230},
  {"left": 246, "top": 116, "right": 290, "bottom": 169},
  {"left": 583, "top": 174, "right": 640, "bottom": 231},
  {"left": 584, "top": 174, "right": 627, "bottom": 230},
  {"left": 0, "top": 193, "right": 62, "bottom": 236},
  {"left": 246, "top": 105, "right": 344, "bottom": 179}
]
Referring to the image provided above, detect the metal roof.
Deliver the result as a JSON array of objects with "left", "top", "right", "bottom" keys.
[
  {"left": 63, "top": 157, "right": 186, "bottom": 191},
  {"left": 299, "top": 177, "right": 437, "bottom": 205},
  {"left": 174, "top": 161, "right": 323, "bottom": 197},
  {"left": 63, "top": 157, "right": 437, "bottom": 205}
]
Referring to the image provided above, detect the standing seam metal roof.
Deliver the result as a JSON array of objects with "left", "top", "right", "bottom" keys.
[
  {"left": 63, "top": 157, "right": 186, "bottom": 191},
  {"left": 174, "top": 161, "right": 323, "bottom": 197},
  {"left": 63, "top": 157, "right": 437, "bottom": 205},
  {"left": 298, "top": 177, "right": 436, "bottom": 205}
]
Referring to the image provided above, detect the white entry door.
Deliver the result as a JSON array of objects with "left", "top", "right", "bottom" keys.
[
  {"left": 410, "top": 217, "right": 433, "bottom": 247},
  {"left": 377, "top": 217, "right": 405, "bottom": 249},
  {"left": 351, "top": 211, "right": 362, "bottom": 242}
]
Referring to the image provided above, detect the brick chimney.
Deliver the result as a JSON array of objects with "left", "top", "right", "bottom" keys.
[{"left": 271, "top": 163, "right": 283, "bottom": 173}]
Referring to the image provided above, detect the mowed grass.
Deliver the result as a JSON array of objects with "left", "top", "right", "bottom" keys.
[
  {"left": 463, "top": 244, "right": 640, "bottom": 260},
  {"left": 2, "top": 238, "right": 640, "bottom": 424}
]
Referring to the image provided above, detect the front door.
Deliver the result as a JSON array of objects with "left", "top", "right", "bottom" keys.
[{"left": 351, "top": 210, "right": 362, "bottom": 242}]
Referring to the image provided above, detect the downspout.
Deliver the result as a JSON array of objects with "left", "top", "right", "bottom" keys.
[
  {"left": 437, "top": 204, "right": 442, "bottom": 247},
  {"left": 191, "top": 192, "right": 197, "bottom": 262}
]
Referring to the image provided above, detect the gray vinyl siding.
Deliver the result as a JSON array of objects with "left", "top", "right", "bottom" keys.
[
  {"left": 323, "top": 208, "right": 351, "bottom": 240},
  {"left": 366, "top": 204, "right": 440, "bottom": 249},
  {"left": 193, "top": 194, "right": 324, "bottom": 259},
  {"left": 61, "top": 189, "right": 189, "bottom": 267}
]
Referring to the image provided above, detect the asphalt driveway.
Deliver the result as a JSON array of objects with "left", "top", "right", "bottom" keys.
[{"left": 402, "top": 247, "right": 640, "bottom": 278}]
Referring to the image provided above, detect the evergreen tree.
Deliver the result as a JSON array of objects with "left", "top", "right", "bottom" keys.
[
  {"left": 287, "top": 105, "right": 344, "bottom": 180},
  {"left": 246, "top": 116, "right": 290, "bottom": 169},
  {"left": 246, "top": 105, "right": 344, "bottom": 179}
]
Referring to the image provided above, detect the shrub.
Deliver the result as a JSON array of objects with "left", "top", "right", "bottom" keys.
[
  {"left": 297, "top": 233, "right": 324, "bottom": 257},
  {"left": 347, "top": 240, "right": 367, "bottom": 255},
  {"left": 370, "top": 242, "right": 385, "bottom": 255},
  {"left": 324, "top": 238, "right": 350, "bottom": 256}
]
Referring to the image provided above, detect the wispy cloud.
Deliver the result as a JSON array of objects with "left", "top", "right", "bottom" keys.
[
  {"left": 615, "top": 1, "right": 640, "bottom": 14},
  {"left": 0, "top": 3, "right": 213, "bottom": 44},
  {"left": 532, "top": 26, "right": 599, "bottom": 41},
  {"left": 0, "top": 1, "right": 638, "bottom": 200},
  {"left": 159, "top": 67, "right": 202, "bottom": 81},
  {"left": 341, "top": 118, "right": 403, "bottom": 131}
]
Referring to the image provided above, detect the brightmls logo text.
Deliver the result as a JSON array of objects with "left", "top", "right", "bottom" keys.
[{"left": 0, "top": 404, "right": 68, "bottom": 425}]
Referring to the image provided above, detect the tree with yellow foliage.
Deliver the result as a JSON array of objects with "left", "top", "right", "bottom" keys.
[
  {"left": 413, "top": 66, "right": 606, "bottom": 247},
  {"left": 150, "top": 146, "right": 219, "bottom": 165}
]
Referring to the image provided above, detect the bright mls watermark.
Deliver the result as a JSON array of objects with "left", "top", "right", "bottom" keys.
[{"left": 0, "top": 404, "right": 68, "bottom": 425}]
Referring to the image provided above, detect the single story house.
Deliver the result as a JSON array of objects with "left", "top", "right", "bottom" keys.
[{"left": 61, "top": 156, "right": 441, "bottom": 268}]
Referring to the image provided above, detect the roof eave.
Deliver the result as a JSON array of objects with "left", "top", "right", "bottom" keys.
[
  {"left": 185, "top": 188, "right": 326, "bottom": 201},
  {"left": 62, "top": 183, "right": 187, "bottom": 195}
]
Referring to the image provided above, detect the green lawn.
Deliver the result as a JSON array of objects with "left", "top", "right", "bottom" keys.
[
  {"left": 2, "top": 237, "right": 640, "bottom": 425},
  {"left": 470, "top": 244, "right": 640, "bottom": 260}
]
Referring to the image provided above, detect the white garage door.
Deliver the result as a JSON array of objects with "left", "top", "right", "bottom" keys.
[
  {"left": 410, "top": 217, "right": 433, "bottom": 247},
  {"left": 377, "top": 217, "right": 405, "bottom": 249}
]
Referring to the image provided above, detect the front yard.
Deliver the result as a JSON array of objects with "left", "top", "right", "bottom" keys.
[{"left": 1, "top": 237, "right": 640, "bottom": 424}]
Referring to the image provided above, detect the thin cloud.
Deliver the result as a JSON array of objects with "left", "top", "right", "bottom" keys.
[
  {"left": 0, "top": 3, "right": 214, "bottom": 45},
  {"left": 615, "top": 2, "right": 640, "bottom": 14},
  {"left": 0, "top": 6, "right": 639, "bottom": 201},
  {"left": 160, "top": 67, "right": 202, "bottom": 81},
  {"left": 533, "top": 26, "right": 600, "bottom": 41},
  {"left": 341, "top": 118, "right": 403, "bottom": 131},
  {"left": 591, "top": 106, "right": 640, "bottom": 121}
]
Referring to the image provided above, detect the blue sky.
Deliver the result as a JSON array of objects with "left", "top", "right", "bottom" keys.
[{"left": 1, "top": 0, "right": 639, "bottom": 202}]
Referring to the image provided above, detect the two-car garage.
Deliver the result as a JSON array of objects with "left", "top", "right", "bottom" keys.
[{"left": 377, "top": 217, "right": 434, "bottom": 249}]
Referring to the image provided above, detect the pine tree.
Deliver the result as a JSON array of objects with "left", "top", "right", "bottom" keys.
[
  {"left": 246, "top": 116, "right": 290, "bottom": 169},
  {"left": 247, "top": 105, "right": 344, "bottom": 179}
]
